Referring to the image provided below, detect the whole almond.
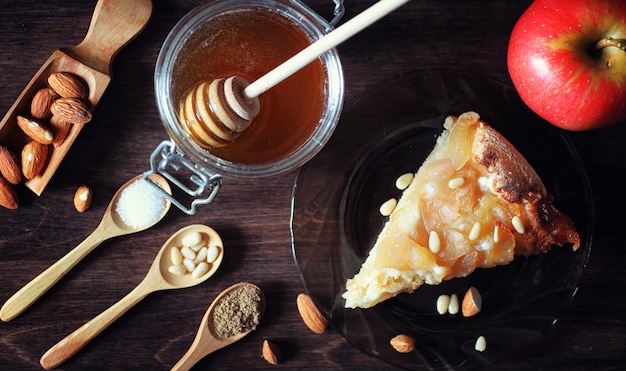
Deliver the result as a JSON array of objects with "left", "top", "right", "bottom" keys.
[
  {"left": 261, "top": 339, "right": 281, "bottom": 365},
  {"left": 16, "top": 115, "right": 54, "bottom": 145},
  {"left": 390, "top": 334, "right": 415, "bottom": 353},
  {"left": 73, "top": 185, "right": 93, "bottom": 212},
  {"left": 31, "top": 87, "right": 59, "bottom": 121},
  {"left": 51, "top": 97, "right": 92, "bottom": 125},
  {"left": 21, "top": 141, "right": 48, "bottom": 180},
  {"left": 48, "top": 72, "right": 88, "bottom": 99},
  {"left": 296, "top": 293, "right": 328, "bottom": 334},
  {"left": 0, "top": 176, "right": 18, "bottom": 210},
  {"left": 49, "top": 115, "right": 72, "bottom": 147},
  {"left": 461, "top": 286, "right": 482, "bottom": 317},
  {"left": 0, "top": 145, "right": 23, "bottom": 185}
]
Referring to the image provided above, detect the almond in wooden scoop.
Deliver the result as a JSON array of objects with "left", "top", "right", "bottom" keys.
[
  {"left": 0, "top": 145, "right": 23, "bottom": 185},
  {"left": 0, "top": 176, "right": 18, "bottom": 210},
  {"left": 16, "top": 116, "right": 54, "bottom": 145},
  {"left": 21, "top": 141, "right": 48, "bottom": 180},
  {"left": 50, "top": 98, "right": 92, "bottom": 125},
  {"left": 49, "top": 115, "right": 72, "bottom": 147},
  {"left": 31, "top": 87, "right": 59, "bottom": 121},
  {"left": 48, "top": 72, "right": 89, "bottom": 99}
]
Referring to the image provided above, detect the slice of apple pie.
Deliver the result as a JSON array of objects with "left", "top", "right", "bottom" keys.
[{"left": 343, "top": 111, "right": 580, "bottom": 309}]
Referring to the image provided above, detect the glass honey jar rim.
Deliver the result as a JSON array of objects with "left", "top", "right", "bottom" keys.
[{"left": 154, "top": 0, "right": 345, "bottom": 179}]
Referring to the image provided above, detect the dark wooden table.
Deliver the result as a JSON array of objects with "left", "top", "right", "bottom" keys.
[{"left": 1, "top": 1, "right": 624, "bottom": 370}]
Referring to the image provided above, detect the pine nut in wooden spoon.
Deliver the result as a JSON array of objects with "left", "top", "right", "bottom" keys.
[
  {"left": 0, "top": 173, "right": 171, "bottom": 322},
  {"left": 0, "top": 0, "right": 152, "bottom": 195},
  {"left": 180, "top": 0, "right": 410, "bottom": 148},
  {"left": 171, "top": 282, "right": 266, "bottom": 371},
  {"left": 40, "top": 224, "right": 224, "bottom": 370}
]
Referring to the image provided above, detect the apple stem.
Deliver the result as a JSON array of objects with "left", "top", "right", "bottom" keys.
[{"left": 596, "top": 37, "right": 626, "bottom": 52}]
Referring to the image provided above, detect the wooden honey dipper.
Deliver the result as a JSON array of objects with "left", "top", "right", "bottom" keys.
[{"left": 179, "top": 0, "right": 411, "bottom": 148}]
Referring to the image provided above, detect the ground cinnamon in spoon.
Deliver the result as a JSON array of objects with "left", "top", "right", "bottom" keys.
[{"left": 212, "top": 284, "right": 263, "bottom": 338}]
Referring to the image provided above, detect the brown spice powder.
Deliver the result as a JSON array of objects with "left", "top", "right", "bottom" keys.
[{"left": 212, "top": 284, "right": 263, "bottom": 338}]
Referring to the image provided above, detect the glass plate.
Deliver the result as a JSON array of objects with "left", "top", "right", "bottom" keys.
[{"left": 290, "top": 71, "right": 593, "bottom": 370}]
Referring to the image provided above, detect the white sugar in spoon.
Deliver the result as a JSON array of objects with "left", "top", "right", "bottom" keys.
[{"left": 179, "top": 0, "right": 411, "bottom": 147}]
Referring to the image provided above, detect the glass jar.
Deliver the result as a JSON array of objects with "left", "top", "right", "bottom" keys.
[{"left": 145, "top": 0, "right": 345, "bottom": 214}]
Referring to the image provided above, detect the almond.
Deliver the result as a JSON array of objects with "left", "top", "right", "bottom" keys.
[
  {"left": 50, "top": 97, "right": 92, "bottom": 125},
  {"left": 73, "top": 185, "right": 92, "bottom": 212},
  {"left": 296, "top": 293, "right": 328, "bottom": 334},
  {"left": 0, "top": 176, "right": 18, "bottom": 210},
  {"left": 49, "top": 115, "right": 72, "bottom": 147},
  {"left": 261, "top": 339, "right": 281, "bottom": 365},
  {"left": 16, "top": 115, "right": 54, "bottom": 145},
  {"left": 0, "top": 145, "right": 23, "bottom": 185},
  {"left": 390, "top": 334, "right": 415, "bottom": 353},
  {"left": 48, "top": 72, "right": 88, "bottom": 99},
  {"left": 30, "top": 87, "right": 59, "bottom": 121},
  {"left": 21, "top": 141, "right": 48, "bottom": 180},
  {"left": 461, "top": 286, "right": 482, "bottom": 317}
]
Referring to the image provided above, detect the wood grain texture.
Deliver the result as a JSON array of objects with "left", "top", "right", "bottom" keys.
[{"left": 1, "top": 0, "right": 625, "bottom": 370}]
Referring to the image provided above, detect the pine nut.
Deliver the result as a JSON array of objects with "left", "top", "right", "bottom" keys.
[
  {"left": 448, "top": 294, "right": 459, "bottom": 315},
  {"left": 196, "top": 246, "right": 208, "bottom": 262},
  {"left": 448, "top": 177, "right": 465, "bottom": 189},
  {"left": 189, "top": 241, "right": 205, "bottom": 252},
  {"left": 182, "top": 231, "right": 202, "bottom": 247},
  {"left": 436, "top": 294, "right": 450, "bottom": 315},
  {"left": 171, "top": 247, "right": 183, "bottom": 265},
  {"left": 395, "top": 173, "right": 414, "bottom": 190},
  {"left": 192, "top": 262, "right": 210, "bottom": 278},
  {"left": 474, "top": 336, "right": 487, "bottom": 352},
  {"left": 206, "top": 245, "right": 220, "bottom": 263},
  {"left": 469, "top": 222, "right": 481, "bottom": 241},
  {"left": 433, "top": 266, "right": 447, "bottom": 276},
  {"left": 183, "top": 258, "right": 196, "bottom": 272},
  {"left": 493, "top": 224, "right": 500, "bottom": 243},
  {"left": 379, "top": 198, "right": 397, "bottom": 216},
  {"left": 512, "top": 216, "right": 525, "bottom": 234},
  {"left": 428, "top": 231, "right": 441, "bottom": 253},
  {"left": 181, "top": 245, "right": 196, "bottom": 260},
  {"left": 168, "top": 264, "right": 186, "bottom": 276}
]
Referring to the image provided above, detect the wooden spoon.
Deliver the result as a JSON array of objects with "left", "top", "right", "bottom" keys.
[
  {"left": 0, "top": 173, "right": 170, "bottom": 322},
  {"left": 180, "top": 0, "right": 410, "bottom": 148},
  {"left": 0, "top": 0, "right": 153, "bottom": 195},
  {"left": 171, "top": 282, "right": 266, "bottom": 371},
  {"left": 39, "top": 224, "right": 224, "bottom": 370}
]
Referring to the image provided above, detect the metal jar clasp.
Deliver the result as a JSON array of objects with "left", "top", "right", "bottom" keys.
[{"left": 143, "top": 140, "right": 222, "bottom": 215}]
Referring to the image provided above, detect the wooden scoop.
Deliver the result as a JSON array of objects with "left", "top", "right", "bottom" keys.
[
  {"left": 0, "top": 0, "right": 153, "bottom": 195},
  {"left": 179, "top": 0, "right": 410, "bottom": 149}
]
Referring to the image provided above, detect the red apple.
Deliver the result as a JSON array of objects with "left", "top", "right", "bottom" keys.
[{"left": 507, "top": 0, "right": 626, "bottom": 131}]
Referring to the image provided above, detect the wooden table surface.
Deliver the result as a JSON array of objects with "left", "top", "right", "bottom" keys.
[{"left": 1, "top": 1, "right": 624, "bottom": 370}]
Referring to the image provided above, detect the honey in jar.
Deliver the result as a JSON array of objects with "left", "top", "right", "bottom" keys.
[{"left": 171, "top": 7, "right": 327, "bottom": 165}]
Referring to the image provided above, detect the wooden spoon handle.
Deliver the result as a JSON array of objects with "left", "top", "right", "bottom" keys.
[
  {"left": 68, "top": 0, "right": 153, "bottom": 74},
  {"left": 0, "top": 224, "right": 111, "bottom": 322},
  {"left": 39, "top": 281, "right": 151, "bottom": 370},
  {"left": 170, "top": 338, "right": 211, "bottom": 371},
  {"left": 244, "top": 0, "right": 410, "bottom": 99},
  {"left": 171, "top": 330, "right": 248, "bottom": 371}
]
